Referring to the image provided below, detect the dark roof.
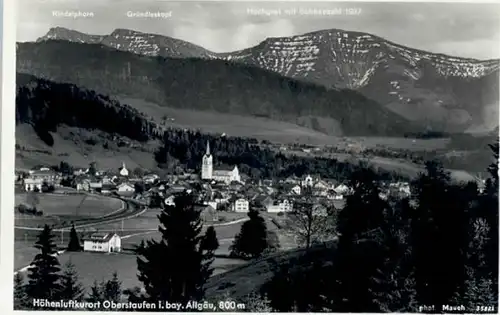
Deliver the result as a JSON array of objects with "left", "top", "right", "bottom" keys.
[
  {"left": 215, "top": 165, "right": 236, "bottom": 171},
  {"left": 102, "top": 183, "right": 116, "bottom": 190},
  {"left": 83, "top": 233, "right": 119, "bottom": 242},
  {"left": 253, "top": 194, "right": 272, "bottom": 204}
]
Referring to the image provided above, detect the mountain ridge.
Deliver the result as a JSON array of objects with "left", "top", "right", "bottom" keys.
[
  {"left": 30, "top": 26, "right": 500, "bottom": 133},
  {"left": 16, "top": 40, "right": 420, "bottom": 137}
]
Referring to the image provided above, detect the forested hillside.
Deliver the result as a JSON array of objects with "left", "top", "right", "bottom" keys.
[
  {"left": 16, "top": 40, "right": 420, "bottom": 137},
  {"left": 16, "top": 73, "right": 162, "bottom": 146}
]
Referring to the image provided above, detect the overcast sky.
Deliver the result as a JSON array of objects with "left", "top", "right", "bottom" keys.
[{"left": 16, "top": 0, "right": 500, "bottom": 60}]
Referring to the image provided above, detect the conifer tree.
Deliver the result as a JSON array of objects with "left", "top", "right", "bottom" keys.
[
  {"left": 14, "top": 272, "right": 28, "bottom": 309},
  {"left": 134, "top": 193, "right": 214, "bottom": 303},
  {"left": 461, "top": 140, "right": 499, "bottom": 308},
  {"left": 230, "top": 210, "right": 269, "bottom": 258},
  {"left": 59, "top": 261, "right": 84, "bottom": 301},
  {"left": 410, "top": 161, "right": 469, "bottom": 310},
  {"left": 484, "top": 140, "right": 499, "bottom": 285},
  {"left": 67, "top": 224, "right": 82, "bottom": 251},
  {"left": 103, "top": 272, "right": 122, "bottom": 302},
  {"left": 332, "top": 167, "right": 391, "bottom": 312},
  {"left": 86, "top": 280, "right": 102, "bottom": 303},
  {"left": 25, "top": 224, "right": 62, "bottom": 304},
  {"left": 200, "top": 226, "right": 219, "bottom": 253}
]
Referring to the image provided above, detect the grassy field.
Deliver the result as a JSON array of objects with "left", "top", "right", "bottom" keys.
[
  {"left": 15, "top": 193, "right": 123, "bottom": 217},
  {"left": 340, "top": 136, "right": 450, "bottom": 151},
  {"left": 119, "top": 97, "right": 338, "bottom": 145},
  {"left": 14, "top": 209, "right": 253, "bottom": 270},
  {"left": 16, "top": 251, "right": 248, "bottom": 292},
  {"left": 14, "top": 193, "right": 123, "bottom": 228},
  {"left": 14, "top": 210, "right": 301, "bottom": 303}
]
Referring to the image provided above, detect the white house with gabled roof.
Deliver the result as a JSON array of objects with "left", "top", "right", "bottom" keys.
[{"left": 83, "top": 233, "right": 121, "bottom": 253}]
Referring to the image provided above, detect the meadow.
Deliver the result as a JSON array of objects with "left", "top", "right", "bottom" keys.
[{"left": 15, "top": 193, "right": 123, "bottom": 217}]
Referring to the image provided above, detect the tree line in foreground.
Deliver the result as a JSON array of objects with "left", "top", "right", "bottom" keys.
[{"left": 14, "top": 141, "right": 498, "bottom": 312}]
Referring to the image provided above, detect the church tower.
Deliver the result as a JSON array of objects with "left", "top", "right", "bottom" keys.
[{"left": 201, "top": 140, "right": 213, "bottom": 180}]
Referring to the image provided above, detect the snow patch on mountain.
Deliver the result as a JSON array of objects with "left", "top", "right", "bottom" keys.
[{"left": 35, "top": 27, "right": 500, "bottom": 89}]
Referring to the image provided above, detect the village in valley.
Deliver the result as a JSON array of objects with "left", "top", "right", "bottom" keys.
[
  {"left": 15, "top": 140, "right": 412, "bottom": 259},
  {"left": 10, "top": 0, "right": 499, "bottom": 311}
]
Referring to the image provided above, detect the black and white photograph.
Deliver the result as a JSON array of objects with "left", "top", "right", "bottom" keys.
[{"left": 11, "top": 0, "right": 500, "bottom": 312}]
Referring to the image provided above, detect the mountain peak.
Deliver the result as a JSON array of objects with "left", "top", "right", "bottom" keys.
[
  {"left": 37, "top": 27, "right": 214, "bottom": 58},
  {"left": 37, "top": 27, "right": 104, "bottom": 44}
]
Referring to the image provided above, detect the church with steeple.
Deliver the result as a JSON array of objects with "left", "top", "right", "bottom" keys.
[
  {"left": 201, "top": 141, "right": 213, "bottom": 180},
  {"left": 201, "top": 141, "right": 241, "bottom": 184}
]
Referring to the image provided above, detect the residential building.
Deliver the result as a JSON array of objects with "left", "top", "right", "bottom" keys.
[
  {"left": 101, "top": 183, "right": 116, "bottom": 195},
  {"left": 89, "top": 180, "right": 103, "bottom": 191},
  {"left": 207, "top": 200, "right": 218, "bottom": 210},
  {"left": 83, "top": 233, "right": 121, "bottom": 253},
  {"left": 117, "top": 183, "right": 135, "bottom": 196},
  {"left": 28, "top": 169, "right": 61, "bottom": 185},
  {"left": 76, "top": 179, "right": 90, "bottom": 192},
  {"left": 313, "top": 180, "right": 329, "bottom": 191},
  {"left": 164, "top": 195, "right": 175, "bottom": 206},
  {"left": 283, "top": 176, "right": 299, "bottom": 185},
  {"left": 291, "top": 185, "right": 301, "bottom": 195},
  {"left": 334, "top": 184, "right": 350, "bottom": 195},
  {"left": 23, "top": 178, "right": 43, "bottom": 192},
  {"left": 73, "top": 168, "right": 87, "bottom": 176},
  {"left": 143, "top": 174, "right": 159, "bottom": 184},
  {"left": 327, "top": 190, "right": 344, "bottom": 200},
  {"left": 232, "top": 198, "right": 249, "bottom": 212},
  {"left": 302, "top": 175, "right": 314, "bottom": 187},
  {"left": 266, "top": 199, "right": 293, "bottom": 213}
]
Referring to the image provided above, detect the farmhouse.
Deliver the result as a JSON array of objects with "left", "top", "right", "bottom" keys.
[{"left": 83, "top": 233, "right": 121, "bottom": 253}]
